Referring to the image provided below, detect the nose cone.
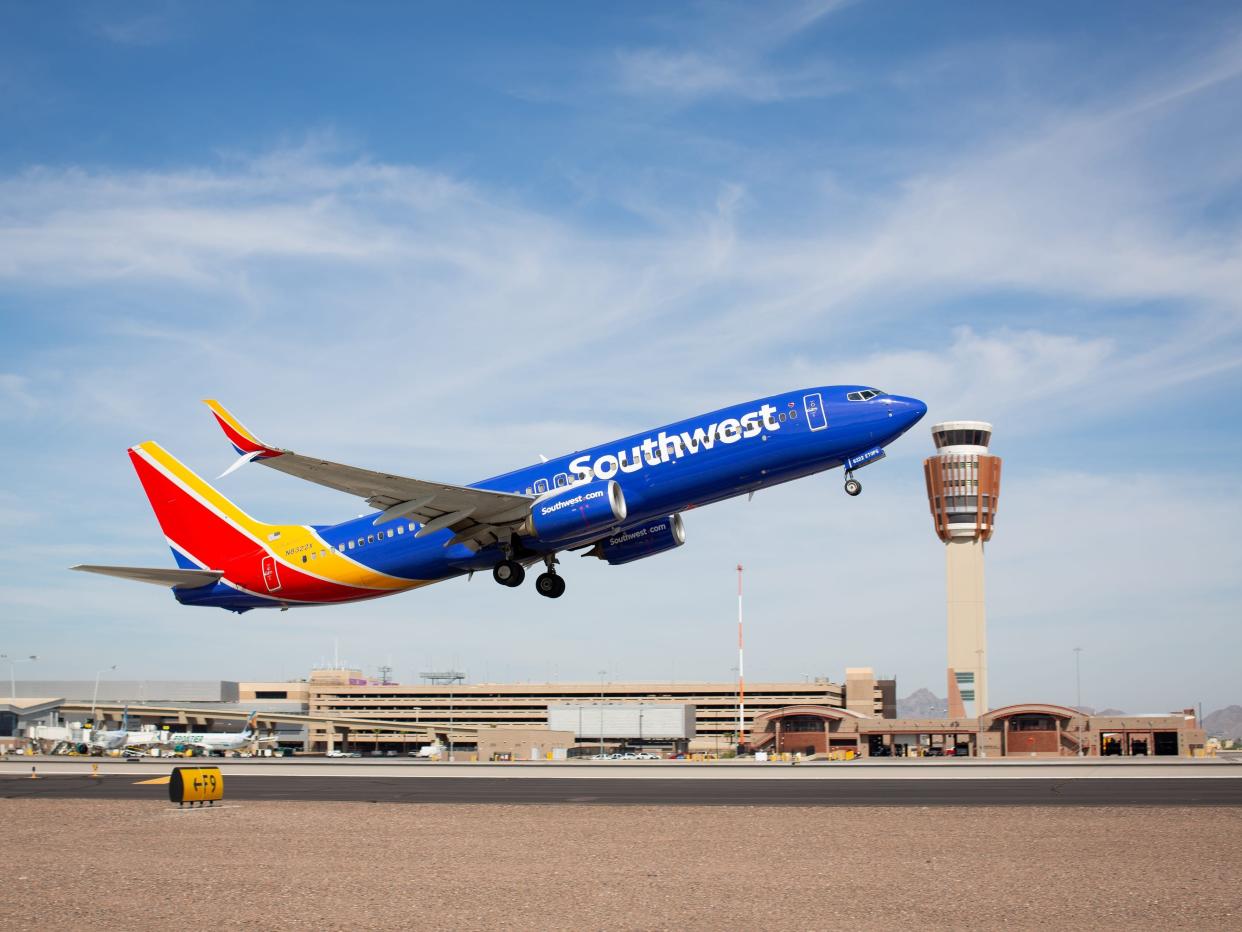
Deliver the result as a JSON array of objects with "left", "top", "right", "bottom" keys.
[{"left": 890, "top": 395, "right": 928, "bottom": 430}]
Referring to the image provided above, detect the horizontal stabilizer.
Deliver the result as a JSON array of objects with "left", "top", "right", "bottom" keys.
[{"left": 71, "top": 565, "right": 224, "bottom": 589}]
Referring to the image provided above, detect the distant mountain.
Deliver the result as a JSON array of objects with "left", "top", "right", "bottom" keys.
[
  {"left": 1072, "top": 706, "right": 1128, "bottom": 716},
  {"left": 900, "top": 694, "right": 1136, "bottom": 719},
  {"left": 1204, "top": 705, "right": 1242, "bottom": 739},
  {"left": 897, "top": 688, "right": 947, "bottom": 719}
]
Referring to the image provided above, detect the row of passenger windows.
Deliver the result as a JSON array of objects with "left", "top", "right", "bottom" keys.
[{"left": 321, "top": 522, "right": 420, "bottom": 560}]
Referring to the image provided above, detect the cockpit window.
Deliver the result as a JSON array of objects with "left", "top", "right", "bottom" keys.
[{"left": 846, "top": 389, "right": 886, "bottom": 401}]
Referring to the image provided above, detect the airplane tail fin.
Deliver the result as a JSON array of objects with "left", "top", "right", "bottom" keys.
[
  {"left": 127, "top": 441, "right": 273, "bottom": 573},
  {"left": 243, "top": 710, "right": 259, "bottom": 736}
]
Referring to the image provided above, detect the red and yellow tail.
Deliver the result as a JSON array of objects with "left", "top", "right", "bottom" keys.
[
  {"left": 128, "top": 441, "right": 272, "bottom": 571},
  {"left": 127, "top": 441, "right": 419, "bottom": 603}
]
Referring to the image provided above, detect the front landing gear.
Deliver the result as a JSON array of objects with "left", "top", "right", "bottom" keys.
[
  {"left": 844, "top": 475, "right": 862, "bottom": 497},
  {"left": 492, "top": 560, "right": 525, "bottom": 587}
]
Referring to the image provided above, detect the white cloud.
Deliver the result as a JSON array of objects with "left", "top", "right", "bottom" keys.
[
  {"left": 0, "top": 373, "right": 39, "bottom": 418},
  {"left": 612, "top": 0, "right": 852, "bottom": 102}
]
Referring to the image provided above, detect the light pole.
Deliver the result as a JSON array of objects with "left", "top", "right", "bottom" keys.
[
  {"left": 2, "top": 654, "right": 37, "bottom": 699},
  {"left": 1074, "top": 647, "right": 1085, "bottom": 756},
  {"left": 91, "top": 665, "right": 117, "bottom": 721}
]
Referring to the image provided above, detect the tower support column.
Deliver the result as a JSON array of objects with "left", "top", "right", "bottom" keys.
[{"left": 946, "top": 537, "right": 987, "bottom": 717}]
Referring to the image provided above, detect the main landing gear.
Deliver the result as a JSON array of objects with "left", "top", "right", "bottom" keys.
[
  {"left": 491, "top": 554, "right": 566, "bottom": 598},
  {"left": 535, "top": 571, "right": 566, "bottom": 599},
  {"left": 844, "top": 474, "right": 862, "bottom": 496},
  {"left": 492, "top": 559, "right": 525, "bottom": 587},
  {"left": 535, "top": 554, "right": 565, "bottom": 599}
]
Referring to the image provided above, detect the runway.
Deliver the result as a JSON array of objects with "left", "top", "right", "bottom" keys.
[{"left": 5, "top": 773, "right": 1241, "bottom": 805}]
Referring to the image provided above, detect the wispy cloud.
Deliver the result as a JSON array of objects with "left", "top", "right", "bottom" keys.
[
  {"left": 90, "top": 2, "right": 182, "bottom": 47},
  {"left": 613, "top": 0, "right": 852, "bottom": 102}
]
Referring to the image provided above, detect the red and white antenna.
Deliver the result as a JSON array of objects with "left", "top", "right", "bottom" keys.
[{"left": 737, "top": 563, "right": 745, "bottom": 753}]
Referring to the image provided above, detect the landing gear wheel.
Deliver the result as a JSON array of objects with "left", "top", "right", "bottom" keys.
[
  {"left": 844, "top": 478, "right": 862, "bottom": 497},
  {"left": 492, "top": 560, "right": 525, "bottom": 587},
  {"left": 535, "top": 572, "right": 566, "bottom": 599}
]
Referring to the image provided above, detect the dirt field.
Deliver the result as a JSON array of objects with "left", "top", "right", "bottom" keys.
[{"left": 1, "top": 800, "right": 1239, "bottom": 930}]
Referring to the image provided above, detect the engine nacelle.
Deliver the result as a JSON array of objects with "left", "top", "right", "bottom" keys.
[
  {"left": 523, "top": 480, "right": 627, "bottom": 544},
  {"left": 588, "top": 514, "right": 685, "bottom": 565}
]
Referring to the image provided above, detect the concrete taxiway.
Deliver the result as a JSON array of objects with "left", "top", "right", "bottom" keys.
[{"left": 4, "top": 757, "right": 1240, "bottom": 806}]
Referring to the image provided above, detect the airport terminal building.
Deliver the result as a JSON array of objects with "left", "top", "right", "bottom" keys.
[
  {"left": 242, "top": 666, "right": 896, "bottom": 753},
  {"left": 5, "top": 667, "right": 1205, "bottom": 759}
]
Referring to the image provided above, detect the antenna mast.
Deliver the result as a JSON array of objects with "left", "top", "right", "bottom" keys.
[{"left": 737, "top": 563, "right": 745, "bottom": 755}]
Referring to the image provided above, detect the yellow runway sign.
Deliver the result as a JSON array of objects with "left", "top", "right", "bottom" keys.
[{"left": 169, "top": 766, "right": 223, "bottom": 805}]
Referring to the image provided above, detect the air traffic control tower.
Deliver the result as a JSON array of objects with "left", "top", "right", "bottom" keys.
[{"left": 923, "top": 421, "right": 1001, "bottom": 718}]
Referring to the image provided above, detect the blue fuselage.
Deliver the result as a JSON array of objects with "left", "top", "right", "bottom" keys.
[{"left": 177, "top": 385, "right": 925, "bottom": 610}]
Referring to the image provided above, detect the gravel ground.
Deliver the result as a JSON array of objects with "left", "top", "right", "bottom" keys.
[{"left": 1, "top": 800, "right": 1238, "bottom": 930}]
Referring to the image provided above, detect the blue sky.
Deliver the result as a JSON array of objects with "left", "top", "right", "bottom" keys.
[{"left": 1, "top": 1, "right": 1240, "bottom": 712}]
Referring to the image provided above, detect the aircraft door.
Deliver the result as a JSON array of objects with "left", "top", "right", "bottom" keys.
[
  {"left": 803, "top": 393, "right": 827, "bottom": 431},
  {"left": 261, "top": 555, "right": 282, "bottom": 592}
]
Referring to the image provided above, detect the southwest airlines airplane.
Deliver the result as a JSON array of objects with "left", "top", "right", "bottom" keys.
[{"left": 73, "top": 387, "right": 925, "bottom": 611}]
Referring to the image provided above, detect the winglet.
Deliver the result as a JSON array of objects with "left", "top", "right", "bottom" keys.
[{"left": 203, "top": 400, "right": 284, "bottom": 460}]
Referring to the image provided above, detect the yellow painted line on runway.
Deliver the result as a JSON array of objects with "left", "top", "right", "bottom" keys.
[{"left": 134, "top": 776, "right": 171, "bottom": 785}]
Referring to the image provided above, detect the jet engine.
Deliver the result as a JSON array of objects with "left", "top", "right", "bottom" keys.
[
  {"left": 586, "top": 514, "right": 685, "bottom": 565},
  {"left": 522, "top": 480, "right": 627, "bottom": 544}
]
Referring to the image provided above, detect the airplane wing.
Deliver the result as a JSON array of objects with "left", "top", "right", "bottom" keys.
[
  {"left": 71, "top": 565, "right": 224, "bottom": 589},
  {"left": 204, "top": 400, "right": 534, "bottom": 551}
]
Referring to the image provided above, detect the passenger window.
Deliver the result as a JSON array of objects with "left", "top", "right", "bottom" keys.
[
  {"left": 535, "top": 478, "right": 549, "bottom": 494},
  {"left": 409, "top": 523, "right": 416, "bottom": 532},
  {"left": 789, "top": 409, "right": 797, "bottom": 419},
  {"left": 301, "top": 555, "right": 307, "bottom": 563},
  {"left": 397, "top": 526, "right": 403, "bottom": 535},
  {"left": 348, "top": 541, "right": 355, "bottom": 550},
  {"left": 555, "top": 474, "right": 567, "bottom": 488},
  {"left": 778, "top": 413, "right": 786, "bottom": 422},
  {"left": 367, "top": 534, "right": 375, "bottom": 544},
  {"left": 338, "top": 543, "right": 345, "bottom": 552},
  {"left": 357, "top": 538, "right": 365, "bottom": 547},
  {"left": 387, "top": 529, "right": 394, "bottom": 538}
]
